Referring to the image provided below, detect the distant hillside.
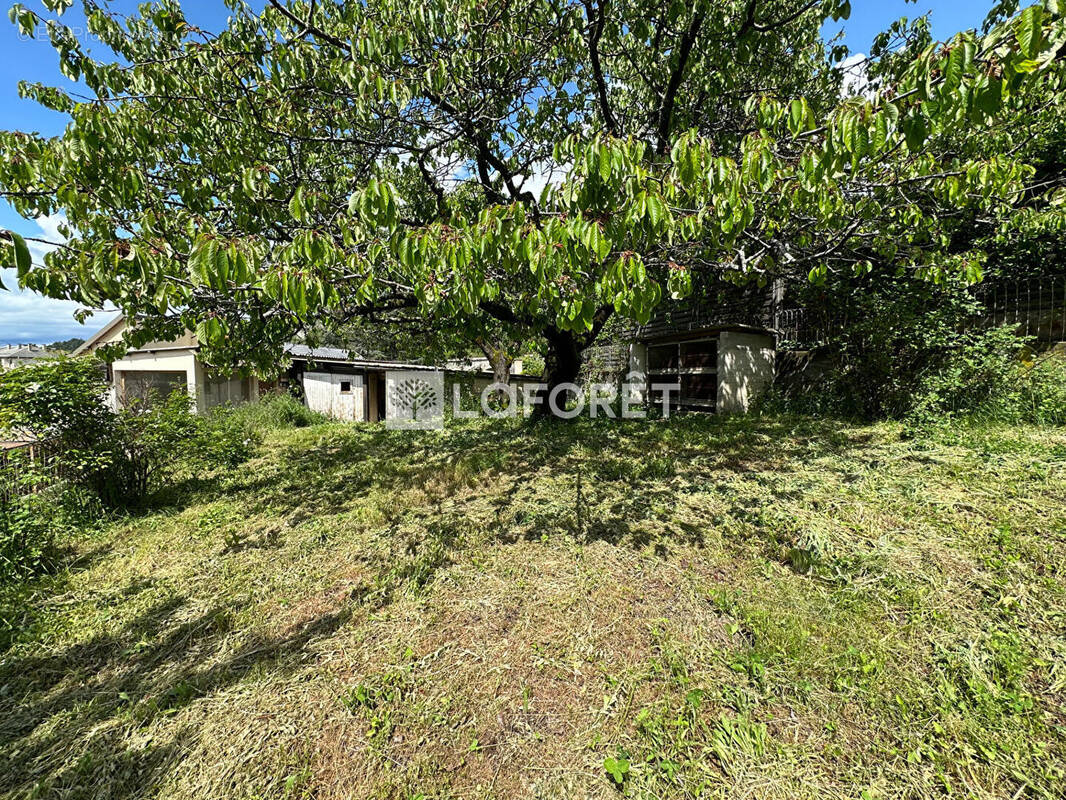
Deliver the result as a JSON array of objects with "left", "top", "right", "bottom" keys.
[{"left": 46, "top": 337, "right": 85, "bottom": 353}]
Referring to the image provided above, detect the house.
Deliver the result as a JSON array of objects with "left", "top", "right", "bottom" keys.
[
  {"left": 74, "top": 316, "right": 530, "bottom": 421},
  {"left": 74, "top": 318, "right": 246, "bottom": 412},
  {"left": 0, "top": 344, "right": 57, "bottom": 371}
]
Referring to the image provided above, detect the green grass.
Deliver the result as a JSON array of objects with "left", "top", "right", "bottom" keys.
[{"left": 1, "top": 414, "right": 1064, "bottom": 799}]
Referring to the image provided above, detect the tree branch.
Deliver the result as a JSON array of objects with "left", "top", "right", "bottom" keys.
[
  {"left": 583, "top": 0, "right": 618, "bottom": 135},
  {"left": 656, "top": 9, "right": 705, "bottom": 154}
]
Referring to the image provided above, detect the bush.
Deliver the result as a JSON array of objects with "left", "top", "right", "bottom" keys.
[
  {"left": 1018, "top": 351, "right": 1066, "bottom": 425},
  {"left": 0, "top": 358, "right": 258, "bottom": 510},
  {"left": 0, "top": 482, "right": 102, "bottom": 584},
  {"left": 908, "top": 329, "right": 1066, "bottom": 429},
  {"left": 770, "top": 277, "right": 985, "bottom": 420},
  {"left": 0, "top": 495, "right": 58, "bottom": 584},
  {"left": 201, "top": 405, "right": 260, "bottom": 464},
  {"left": 227, "top": 392, "right": 327, "bottom": 430},
  {"left": 0, "top": 358, "right": 117, "bottom": 488}
]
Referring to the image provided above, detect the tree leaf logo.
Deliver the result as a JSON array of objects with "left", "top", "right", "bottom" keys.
[
  {"left": 386, "top": 370, "right": 444, "bottom": 430},
  {"left": 395, "top": 377, "right": 438, "bottom": 420}
]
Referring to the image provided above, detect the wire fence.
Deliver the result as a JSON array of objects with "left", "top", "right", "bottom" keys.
[
  {"left": 0, "top": 439, "right": 66, "bottom": 505},
  {"left": 972, "top": 275, "right": 1066, "bottom": 341},
  {"left": 776, "top": 274, "right": 1066, "bottom": 347}
]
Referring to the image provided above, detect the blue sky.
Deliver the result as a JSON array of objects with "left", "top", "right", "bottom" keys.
[{"left": 0, "top": 1, "right": 991, "bottom": 344}]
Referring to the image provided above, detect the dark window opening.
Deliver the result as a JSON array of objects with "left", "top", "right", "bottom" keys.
[
  {"left": 339, "top": 380, "right": 352, "bottom": 394},
  {"left": 681, "top": 340, "right": 717, "bottom": 370},
  {"left": 646, "top": 338, "right": 718, "bottom": 412},
  {"left": 648, "top": 344, "right": 678, "bottom": 372}
]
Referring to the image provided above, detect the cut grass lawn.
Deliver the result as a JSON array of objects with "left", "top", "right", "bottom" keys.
[{"left": 1, "top": 414, "right": 1064, "bottom": 799}]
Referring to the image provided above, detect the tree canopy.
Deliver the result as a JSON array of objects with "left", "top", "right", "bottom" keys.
[{"left": 2, "top": 0, "right": 1065, "bottom": 389}]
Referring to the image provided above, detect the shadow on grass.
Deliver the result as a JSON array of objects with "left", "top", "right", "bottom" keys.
[
  {"left": 210, "top": 413, "right": 875, "bottom": 521},
  {"left": 0, "top": 587, "right": 351, "bottom": 798},
  {"left": 0, "top": 412, "right": 886, "bottom": 797}
]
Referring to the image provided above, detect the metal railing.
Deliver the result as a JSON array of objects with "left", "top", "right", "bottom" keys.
[
  {"left": 0, "top": 439, "right": 66, "bottom": 504},
  {"left": 776, "top": 275, "right": 1066, "bottom": 348},
  {"left": 972, "top": 275, "right": 1066, "bottom": 341}
]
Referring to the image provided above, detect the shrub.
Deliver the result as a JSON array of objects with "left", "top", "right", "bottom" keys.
[
  {"left": 228, "top": 392, "right": 326, "bottom": 430},
  {"left": 907, "top": 328, "right": 1066, "bottom": 429},
  {"left": 1019, "top": 351, "right": 1066, "bottom": 426},
  {"left": 0, "top": 358, "right": 116, "bottom": 489},
  {"left": 767, "top": 268, "right": 1066, "bottom": 425},
  {"left": 0, "top": 358, "right": 257, "bottom": 510},
  {"left": 0, "top": 481, "right": 102, "bottom": 584},
  {"left": 104, "top": 392, "right": 206, "bottom": 503},
  {"left": 769, "top": 278, "right": 985, "bottom": 420},
  {"left": 0, "top": 495, "right": 58, "bottom": 584},
  {"left": 201, "top": 405, "right": 260, "bottom": 465}
]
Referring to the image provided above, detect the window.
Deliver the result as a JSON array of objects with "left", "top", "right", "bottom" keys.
[
  {"left": 646, "top": 338, "right": 718, "bottom": 411},
  {"left": 648, "top": 344, "right": 679, "bottom": 372},
  {"left": 339, "top": 380, "right": 352, "bottom": 394},
  {"left": 121, "top": 370, "right": 187, "bottom": 407}
]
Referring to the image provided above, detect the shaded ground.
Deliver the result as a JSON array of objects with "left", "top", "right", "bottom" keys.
[{"left": 1, "top": 414, "right": 1064, "bottom": 799}]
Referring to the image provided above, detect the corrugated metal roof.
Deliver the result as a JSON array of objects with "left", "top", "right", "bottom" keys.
[{"left": 282, "top": 343, "right": 439, "bottom": 371}]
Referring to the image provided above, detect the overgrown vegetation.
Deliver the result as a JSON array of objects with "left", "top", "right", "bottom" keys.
[
  {"left": 0, "top": 359, "right": 258, "bottom": 584},
  {"left": 223, "top": 391, "right": 327, "bottom": 431},
  {"left": 908, "top": 329, "right": 1066, "bottom": 428},
  {"left": 0, "top": 413, "right": 1062, "bottom": 798},
  {"left": 769, "top": 303, "right": 1066, "bottom": 425}
]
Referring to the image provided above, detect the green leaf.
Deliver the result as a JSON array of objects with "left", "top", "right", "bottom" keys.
[
  {"left": 289, "top": 186, "right": 306, "bottom": 223},
  {"left": 788, "top": 98, "right": 810, "bottom": 135},
  {"left": 603, "top": 756, "right": 630, "bottom": 785},
  {"left": 4, "top": 231, "right": 33, "bottom": 279},
  {"left": 942, "top": 45, "right": 964, "bottom": 91},
  {"left": 871, "top": 112, "right": 889, "bottom": 152},
  {"left": 598, "top": 143, "right": 611, "bottom": 183},
  {"left": 902, "top": 115, "right": 927, "bottom": 152},
  {"left": 1016, "top": 4, "right": 1044, "bottom": 59},
  {"left": 975, "top": 78, "right": 1003, "bottom": 114}
]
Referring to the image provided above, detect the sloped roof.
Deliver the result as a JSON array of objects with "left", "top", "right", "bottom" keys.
[
  {"left": 0, "top": 344, "right": 56, "bottom": 360},
  {"left": 72, "top": 315, "right": 125, "bottom": 355}
]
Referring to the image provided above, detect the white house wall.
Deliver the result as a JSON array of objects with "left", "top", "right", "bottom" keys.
[
  {"left": 717, "top": 331, "right": 775, "bottom": 413},
  {"left": 627, "top": 343, "right": 649, "bottom": 404},
  {"left": 203, "top": 375, "right": 258, "bottom": 409},
  {"left": 110, "top": 348, "right": 202, "bottom": 411}
]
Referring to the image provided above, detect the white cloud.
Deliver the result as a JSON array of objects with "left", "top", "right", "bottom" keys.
[
  {"left": 1, "top": 213, "right": 109, "bottom": 345},
  {"left": 24, "top": 212, "right": 69, "bottom": 266},
  {"left": 34, "top": 213, "right": 69, "bottom": 244},
  {"left": 838, "top": 53, "right": 873, "bottom": 98},
  {"left": 519, "top": 160, "right": 565, "bottom": 202}
]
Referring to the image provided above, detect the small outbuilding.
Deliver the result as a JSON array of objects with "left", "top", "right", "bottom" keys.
[
  {"left": 627, "top": 324, "right": 776, "bottom": 414},
  {"left": 74, "top": 318, "right": 531, "bottom": 421}
]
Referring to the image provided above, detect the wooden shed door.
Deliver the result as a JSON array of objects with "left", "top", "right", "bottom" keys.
[
  {"left": 333, "top": 375, "right": 359, "bottom": 421},
  {"left": 304, "top": 372, "right": 363, "bottom": 421}
]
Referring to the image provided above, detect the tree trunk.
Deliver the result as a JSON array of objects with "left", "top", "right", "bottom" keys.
[
  {"left": 476, "top": 338, "right": 514, "bottom": 409},
  {"left": 531, "top": 327, "right": 583, "bottom": 419},
  {"left": 477, "top": 341, "right": 513, "bottom": 388}
]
